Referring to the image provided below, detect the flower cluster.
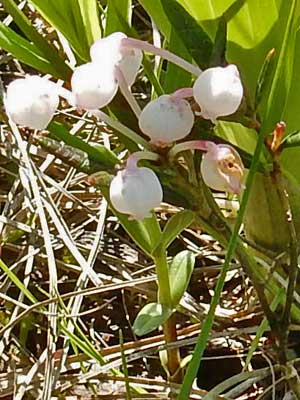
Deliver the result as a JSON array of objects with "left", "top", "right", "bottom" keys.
[{"left": 4, "top": 31, "right": 245, "bottom": 220}]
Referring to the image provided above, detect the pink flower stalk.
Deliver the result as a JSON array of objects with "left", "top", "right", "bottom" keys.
[
  {"left": 138, "top": 90, "right": 194, "bottom": 146},
  {"left": 193, "top": 65, "right": 243, "bottom": 122},
  {"left": 169, "top": 140, "right": 244, "bottom": 194},
  {"left": 122, "top": 37, "right": 202, "bottom": 76},
  {"left": 5, "top": 76, "right": 59, "bottom": 130},
  {"left": 109, "top": 152, "right": 163, "bottom": 220}
]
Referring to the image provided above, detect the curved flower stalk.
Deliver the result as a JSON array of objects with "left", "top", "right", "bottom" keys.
[
  {"left": 5, "top": 75, "right": 59, "bottom": 130},
  {"left": 170, "top": 140, "right": 245, "bottom": 194},
  {"left": 122, "top": 37, "right": 202, "bottom": 76},
  {"left": 109, "top": 151, "right": 163, "bottom": 220},
  {"left": 138, "top": 89, "right": 194, "bottom": 146},
  {"left": 193, "top": 65, "right": 243, "bottom": 122}
]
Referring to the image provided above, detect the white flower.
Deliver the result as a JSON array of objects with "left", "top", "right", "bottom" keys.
[
  {"left": 5, "top": 76, "right": 59, "bottom": 130},
  {"left": 193, "top": 65, "right": 243, "bottom": 122},
  {"left": 200, "top": 143, "right": 244, "bottom": 194},
  {"left": 138, "top": 94, "right": 194, "bottom": 146},
  {"left": 90, "top": 32, "right": 142, "bottom": 86},
  {"left": 71, "top": 62, "right": 118, "bottom": 110},
  {"left": 110, "top": 165, "right": 163, "bottom": 220}
]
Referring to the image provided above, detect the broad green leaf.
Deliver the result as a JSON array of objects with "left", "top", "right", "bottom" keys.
[
  {"left": 116, "top": 213, "right": 162, "bottom": 256},
  {"left": 138, "top": 0, "right": 171, "bottom": 39},
  {"left": 2, "top": 0, "right": 71, "bottom": 79},
  {"left": 106, "top": 0, "right": 132, "bottom": 35},
  {"left": 161, "top": 0, "right": 213, "bottom": 69},
  {"left": 174, "top": 0, "right": 288, "bottom": 100},
  {"left": 29, "top": 0, "right": 101, "bottom": 61},
  {"left": 214, "top": 122, "right": 259, "bottom": 157},
  {"left": 0, "top": 23, "right": 62, "bottom": 77},
  {"left": 163, "top": 29, "right": 192, "bottom": 93},
  {"left": 152, "top": 210, "right": 194, "bottom": 255},
  {"left": 77, "top": 0, "right": 101, "bottom": 45},
  {"left": 133, "top": 302, "right": 173, "bottom": 336},
  {"left": 169, "top": 250, "right": 195, "bottom": 307},
  {"left": 178, "top": 2, "right": 299, "bottom": 398}
]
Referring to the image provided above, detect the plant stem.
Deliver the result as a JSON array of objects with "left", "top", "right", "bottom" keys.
[
  {"left": 153, "top": 252, "right": 172, "bottom": 306},
  {"left": 154, "top": 252, "right": 181, "bottom": 385},
  {"left": 91, "top": 109, "right": 150, "bottom": 149}
]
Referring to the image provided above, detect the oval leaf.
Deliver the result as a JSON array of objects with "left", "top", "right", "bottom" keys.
[
  {"left": 169, "top": 250, "right": 195, "bottom": 307},
  {"left": 152, "top": 210, "right": 194, "bottom": 255},
  {"left": 133, "top": 302, "right": 173, "bottom": 336}
]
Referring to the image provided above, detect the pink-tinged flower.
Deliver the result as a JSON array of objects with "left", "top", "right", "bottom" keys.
[
  {"left": 109, "top": 152, "right": 163, "bottom": 220},
  {"left": 71, "top": 62, "right": 118, "bottom": 110},
  {"left": 200, "top": 143, "right": 244, "bottom": 194},
  {"left": 138, "top": 94, "right": 194, "bottom": 146},
  {"left": 90, "top": 32, "right": 142, "bottom": 86},
  {"left": 5, "top": 76, "right": 59, "bottom": 130},
  {"left": 193, "top": 65, "right": 243, "bottom": 122}
]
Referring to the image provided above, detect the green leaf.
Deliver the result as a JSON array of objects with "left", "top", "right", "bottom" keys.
[
  {"left": 138, "top": 0, "right": 171, "bottom": 39},
  {"left": 0, "top": 23, "right": 63, "bottom": 77},
  {"left": 29, "top": 0, "right": 101, "bottom": 61},
  {"left": 0, "top": 258, "right": 37, "bottom": 304},
  {"left": 161, "top": 0, "right": 213, "bottom": 69},
  {"left": 77, "top": 0, "right": 102, "bottom": 45},
  {"left": 209, "top": 16, "right": 227, "bottom": 67},
  {"left": 133, "top": 302, "right": 173, "bottom": 336},
  {"left": 48, "top": 122, "right": 118, "bottom": 169},
  {"left": 163, "top": 29, "right": 192, "bottom": 93},
  {"left": 152, "top": 210, "right": 194, "bottom": 255},
  {"left": 117, "top": 213, "right": 162, "bottom": 257},
  {"left": 281, "top": 131, "right": 300, "bottom": 149},
  {"left": 2, "top": 0, "right": 71, "bottom": 80},
  {"left": 178, "top": 2, "right": 299, "bottom": 398},
  {"left": 254, "top": 48, "right": 276, "bottom": 110},
  {"left": 106, "top": 0, "right": 132, "bottom": 35},
  {"left": 169, "top": 250, "right": 195, "bottom": 307}
]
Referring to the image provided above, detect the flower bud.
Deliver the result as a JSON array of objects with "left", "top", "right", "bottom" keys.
[
  {"left": 5, "top": 76, "right": 59, "bottom": 130},
  {"left": 138, "top": 94, "right": 194, "bottom": 146},
  {"left": 110, "top": 165, "right": 163, "bottom": 220},
  {"left": 71, "top": 62, "right": 118, "bottom": 110},
  {"left": 200, "top": 143, "right": 244, "bottom": 194},
  {"left": 90, "top": 32, "right": 142, "bottom": 86},
  {"left": 193, "top": 65, "right": 243, "bottom": 122}
]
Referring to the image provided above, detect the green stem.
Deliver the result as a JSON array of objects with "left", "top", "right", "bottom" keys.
[
  {"left": 154, "top": 251, "right": 181, "bottom": 386},
  {"left": 153, "top": 252, "right": 172, "bottom": 307}
]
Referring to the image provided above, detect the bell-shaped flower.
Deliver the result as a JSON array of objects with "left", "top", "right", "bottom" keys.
[
  {"left": 5, "top": 75, "right": 59, "bottom": 130},
  {"left": 71, "top": 62, "right": 118, "bottom": 110},
  {"left": 90, "top": 32, "right": 142, "bottom": 87},
  {"left": 193, "top": 65, "right": 243, "bottom": 122},
  {"left": 200, "top": 143, "right": 244, "bottom": 194},
  {"left": 138, "top": 94, "right": 194, "bottom": 146},
  {"left": 110, "top": 153, "right": 163, "bottom": 220}
]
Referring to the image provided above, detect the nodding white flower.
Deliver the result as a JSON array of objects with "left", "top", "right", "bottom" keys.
[
  {"left": 71, "top": 62, "right": 118, "bottom": 110},
  {"left": 201, "top": 143, "right": 244, "bottom": 194},
  {"left": 138, "top": 94, "right": 194, "bottom": 146},
  {"left": 110, "top": 154, "right": 163, "bottom": 220},
  {"left": 90, "top": 32, "right": 142, "bottom": 86},
  {"left": 193, "top": 65, "right": 243, "bottom": 122},
  {"left": 5, "top": 76, "right": 59, "bottom": 130}
]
